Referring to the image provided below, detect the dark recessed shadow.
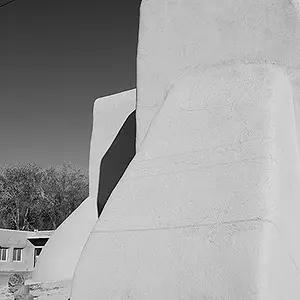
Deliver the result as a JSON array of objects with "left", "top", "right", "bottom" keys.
[{"left": 97, "top": 110, "right": 136, "bottom": 217}]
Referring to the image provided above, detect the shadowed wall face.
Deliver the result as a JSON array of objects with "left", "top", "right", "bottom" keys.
[{"left": 97, "top": 110, "right": 136, "bottom": 217}]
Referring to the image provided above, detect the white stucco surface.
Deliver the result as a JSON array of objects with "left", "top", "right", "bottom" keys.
[
  {"left": 68, "top": 1, "right": 300, "bottom": 298},
  {"left": 71, "top": 64, "right": 300, "bottom": 299},
  {"left": 89, "top": 89, "right": 136, "bottom": 198},
  {"left": 31, "top": 195, "right": 97, "bottom": 282},
  {"left": 31, "top": 89, "right": 136, "bottom": 282},
  {"left": 136, "top": 0, "right": 300, "bottom": 148}
]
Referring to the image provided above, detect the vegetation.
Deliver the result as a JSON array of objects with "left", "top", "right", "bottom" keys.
[{"left": 0, "top": 162, "right": 88, "bottom": 231}]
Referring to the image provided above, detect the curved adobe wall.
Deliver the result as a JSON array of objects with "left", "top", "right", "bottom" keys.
[
  {"left": 31, "top": 89, "right": 136, "bottom": 282},
  {"left": 31, "top": 195, "right": 97, "bottom": 282},
  {"left": 71, "top": 0, "right": 300, "bottom": 298},
  {"left": 72, "top": 63, "right": 300, "bottom": 300}
]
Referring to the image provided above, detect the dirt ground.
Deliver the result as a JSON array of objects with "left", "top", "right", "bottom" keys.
[{"left": 0, "top": 279, "right": 72, "bottom": 300}]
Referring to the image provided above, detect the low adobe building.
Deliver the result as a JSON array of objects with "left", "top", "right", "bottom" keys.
[{"left": 0, "top": 229, "right": 53, "bottom": 272}]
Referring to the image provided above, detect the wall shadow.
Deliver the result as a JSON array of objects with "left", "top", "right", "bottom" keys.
[{"left": 97, "top": 110, "right": 136, "bottom": 217}]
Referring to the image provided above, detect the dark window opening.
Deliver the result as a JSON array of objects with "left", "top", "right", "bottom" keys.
[
  {"left": 34, "top": 248, "right": 43, "bottom": 267},
  {"left": 28, "top": 238, "right": 49, "bottom": 247}
]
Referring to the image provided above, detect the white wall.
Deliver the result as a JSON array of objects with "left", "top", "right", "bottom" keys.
[
  {"left": 70, "top": 0, "right": 300, "bottom": 298},
  {"left": 31, "top": 89, "right": 136, "bottom": 282},
  {"left": 89, "top": 89, "right": 136, "bottom": 199},
  {"left": 71, "top": 63, "right": 300, "bottom": 300},
  {"left": 136, "top": 0, "right": 300, "bottom": 148}
]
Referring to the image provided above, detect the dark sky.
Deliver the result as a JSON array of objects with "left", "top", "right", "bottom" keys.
[{"left": 0, "top": 0, "right": 141, "bottom": 170}]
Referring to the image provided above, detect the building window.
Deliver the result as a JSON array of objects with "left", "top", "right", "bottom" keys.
[
  {"left": 12, "top": 248, "right": 22, "bottom": 262},
  {"left": 0, "top": 247, "right": 8, "bottom": 261},
  {"left": 34, "top": 248, "right": 42, "bottom": 267}
]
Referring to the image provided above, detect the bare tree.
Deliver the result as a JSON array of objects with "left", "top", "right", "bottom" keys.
[
  {"left": 0, "top": 162, "right": 88, "bottom": 230},
  {"left": 40, "top": 163, "right": 89, "bottom": 229},
  {"left": 0, "top": 163, "right": 44, "bottom": 230}
]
